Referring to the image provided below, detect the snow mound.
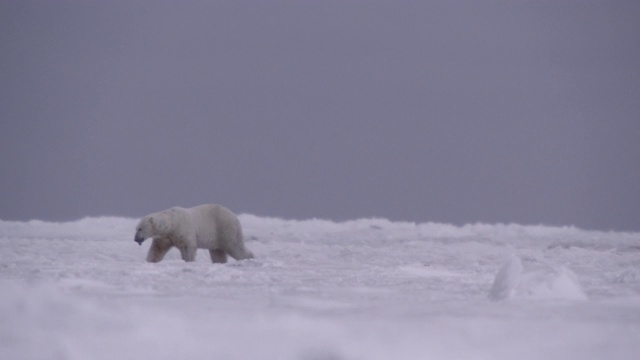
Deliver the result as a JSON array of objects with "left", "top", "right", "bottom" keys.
[{"left": 518, "top": 266, "right": 588, "bottom": 301}]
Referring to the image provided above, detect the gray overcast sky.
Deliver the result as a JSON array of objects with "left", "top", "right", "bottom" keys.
[{"left": 1, "top": 0, "right": 639, "bottom": 231}]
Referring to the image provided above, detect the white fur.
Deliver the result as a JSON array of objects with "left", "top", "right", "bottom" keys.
[{"left": 135, "top": 204, "right": 254, "bottom": 263}]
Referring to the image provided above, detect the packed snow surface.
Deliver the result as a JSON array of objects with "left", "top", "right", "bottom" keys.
[{"left": 1, "top": 215, "right": 640, "bottom": 360}]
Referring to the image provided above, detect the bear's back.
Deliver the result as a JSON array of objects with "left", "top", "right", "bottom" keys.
[{"left": 187, "top": 204, "right": 238, "bottom": 230}]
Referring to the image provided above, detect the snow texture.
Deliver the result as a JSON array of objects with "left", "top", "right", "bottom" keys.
[{"left": 1, "top": 215, "right": 640, "bottom": 360}]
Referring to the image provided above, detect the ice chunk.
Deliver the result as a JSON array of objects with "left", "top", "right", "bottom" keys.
[{"left": 488, "top": 254, "right": 523, "bottom": 301}]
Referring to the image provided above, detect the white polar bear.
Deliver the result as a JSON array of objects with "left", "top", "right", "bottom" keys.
[{"left": 134, "top": 204, "right": 254, "bottom": 263}]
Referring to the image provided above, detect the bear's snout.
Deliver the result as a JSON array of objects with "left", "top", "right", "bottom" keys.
[{"left": 134, "top": 235, "right": 145, "bottom": 245}]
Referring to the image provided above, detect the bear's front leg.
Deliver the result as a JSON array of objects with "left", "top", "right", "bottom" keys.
[
  {"left": 179, "top": 244, "right": 197, "bottom": 262},
  {"left": 147, "top": 238, "right": 172, "bottom": 263}
]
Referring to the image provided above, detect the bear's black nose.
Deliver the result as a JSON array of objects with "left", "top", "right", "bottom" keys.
[{"left": 134, "top": 236, "right": 144, "bottom": 245}]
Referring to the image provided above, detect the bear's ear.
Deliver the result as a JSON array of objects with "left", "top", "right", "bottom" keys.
[{"left": 149, "top": 217, "right": 155, "bottom": 224}]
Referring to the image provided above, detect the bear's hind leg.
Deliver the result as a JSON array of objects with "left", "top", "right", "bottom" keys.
[
  {"left": 209, "top": 249, "right": 228, "bottom": 264},
  {"left": 147, "top": 238, "right": 172, "bottom": 263}
]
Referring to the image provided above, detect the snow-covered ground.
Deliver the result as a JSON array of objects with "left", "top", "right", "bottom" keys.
[{"left": 1, "top": 215, "right": 639, "bottom": 360}]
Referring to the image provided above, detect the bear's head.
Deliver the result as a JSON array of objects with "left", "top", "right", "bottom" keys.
[{"left": 134, "top": 214, "right": 170, "bottom": 245}]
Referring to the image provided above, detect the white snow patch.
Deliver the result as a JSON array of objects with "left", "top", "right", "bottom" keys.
[
  {"left": 1, "top": 216, "right": 639, "bottom": 360},
  {"left": 613, "top": 268, "right": 640, "bottom": 284},
  {"left": 399, "top": 263, "right": 465, "bottom": 278}
]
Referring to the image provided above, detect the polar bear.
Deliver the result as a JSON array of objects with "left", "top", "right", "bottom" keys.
[{"left": 134, "top": 204, "right": 254, "bottom": 263}]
